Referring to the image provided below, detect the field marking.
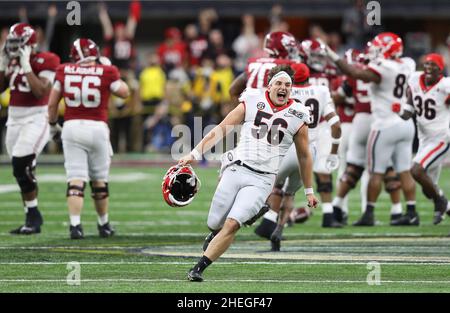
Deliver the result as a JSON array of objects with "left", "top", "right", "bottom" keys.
[
  {"left": 0, "top": 261, "right": 449, "bottom": 265},
  {"left": 141, "top": 250, "right": 450, "bottom": 263},
  {"left": 0, "top": 221, "right": 201, "bottom": 226},
  {"left": 0, "top": 278, "right": 450, "bottom": 284}
]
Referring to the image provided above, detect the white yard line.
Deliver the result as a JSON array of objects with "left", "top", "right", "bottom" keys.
[
  {"left": 0, "top": 261, "right": 449, "bottom": 265},
  {"left": 0, "top": 278, "right": 449, "bottom": 284}
]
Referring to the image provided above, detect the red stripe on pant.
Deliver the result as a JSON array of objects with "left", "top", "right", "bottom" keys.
[{"left": 420, "top": 142, "right": 444, "bottom": 167}]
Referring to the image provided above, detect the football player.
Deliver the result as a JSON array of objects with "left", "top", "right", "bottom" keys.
[
  {"left": 332, "top": 49, "right": 405, "bottom": 225},
  {"left": 269, "top": 62, "right": 342, "bottom": 250},
  {"left": 394, "top": 53, "right": 450, "bottom": 225},
  {"left": 297, "top": 39, "right": 343, "bottom": 228},
  {"left": 322, "top": 33, "right": 418, "bottom": 226},
  {"left": 180, "top": 65, "right": 317, "bottom": 282},
  {"left": 229, "top": 31, "right": 307, "bottom": 236},
  {"left": 47, "top": 38, "right": 129, "bottom": 239},
  {"left": 0, "top": 23, "right": 60, "bottom": 234}
]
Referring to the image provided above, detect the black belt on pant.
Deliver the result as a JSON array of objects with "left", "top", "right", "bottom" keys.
[{"left": 233, "top": 160, "right": 273, "bottom": 175}]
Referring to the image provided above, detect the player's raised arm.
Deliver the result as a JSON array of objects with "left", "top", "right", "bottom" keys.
[
  {"left": 179, "top": 103, "right": 245, "bottom": 165},
  {"left": 293, "top": 124, "right": 318, "bottom": 209},
  {"left": 229, "top": 72, "right": 247, "bottom": 106},
  {"left": 319, "top": 39, "right": 380, "bottom": 84}
]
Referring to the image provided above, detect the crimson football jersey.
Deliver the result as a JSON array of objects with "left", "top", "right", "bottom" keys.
[
  {"left": 54, "top": 63, "right": 121, "bottom": 122},
  {"left": 342, "top": 75, "right": 371, "bottom": 114},
  {"left": 333, "top": 75, "right": 355, "bottom": 123},
  {"left": 245, "top": 57, "right": 300, "bottom": 89},
  {"left": 7, "top": 52, "right": 60, "bottom": 107}
]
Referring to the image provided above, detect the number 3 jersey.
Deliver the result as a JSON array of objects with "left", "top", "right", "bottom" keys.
[
  {"left": 235, "top": 89, "right": 311, "bottom": 174},
  {"left": 54, "top": 63, "right": 121, "bottom": 122},
  {"left": 290, "top": 84, "right": 335, "bottom": 143},
  {"left": 367, "top": 57, "right": 416, "bottom": 130},
  {"left": 407, "top": 72, "right": 450, "bottom": 142}
]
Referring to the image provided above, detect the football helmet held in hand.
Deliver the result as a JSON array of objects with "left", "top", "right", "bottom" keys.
[
  {"left": 70, "top": 38, "right": 100, "bottom": 64},
  {"left": 162, "top": 164, "right": 201, "bottom": 207}
]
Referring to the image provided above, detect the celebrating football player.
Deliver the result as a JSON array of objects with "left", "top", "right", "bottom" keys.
[
  {"left": 0, "top": 23, "right": 60, "bottom": 235},
  {"left": 180, "top": 65, "right": 317, "bottom": 282},
  {"left": 47, "top": 38, "right": 129, "bottom": 239},
  {"left": 394, "top": 53, "right": 450, "bottom": 225},
  {"left": 331, "top": 49, "right": 405, "bottom": 226},
  {"left": 269, "top": 62, "right": 342, "bottom": 250},
  {"left": 322, "top": 33, "right": 418, "bottom": 226}
]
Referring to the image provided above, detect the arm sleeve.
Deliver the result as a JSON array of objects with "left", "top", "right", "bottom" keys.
[{"left": 323, "top": 89, "right": 336, "bottom": 116}]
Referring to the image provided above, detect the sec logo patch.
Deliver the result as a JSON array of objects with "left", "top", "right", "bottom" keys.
[{"left": 257, "top": 102, "right": 265, "bottom": 110}]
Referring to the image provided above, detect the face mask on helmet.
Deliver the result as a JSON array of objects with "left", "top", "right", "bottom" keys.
[
  {"left": 162, "top": 165, "right": 201, "bottom": 207},
  {"left": 5, "top": 23, "right": 36, "bottom": 58}
]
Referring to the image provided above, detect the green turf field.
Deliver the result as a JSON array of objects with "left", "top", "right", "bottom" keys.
[{"left": 0, "top": 164, "right": 449, "bottom": 293}]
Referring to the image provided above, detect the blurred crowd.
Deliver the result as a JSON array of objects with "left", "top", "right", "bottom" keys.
[{"left": 1, "top": 1, "right": 450, "bottom": 155}]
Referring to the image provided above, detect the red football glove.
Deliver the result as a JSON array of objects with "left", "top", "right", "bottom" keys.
[
  {"left": 130, "top": 1, "right": 141, "bottom": 22},
  {"left": 391, "top": 103, "right": 401, "bottom": 113}
]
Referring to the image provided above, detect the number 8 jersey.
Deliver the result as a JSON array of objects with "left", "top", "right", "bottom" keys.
[
  {"left": 367, "top": 57, "right": 416, "bottom": 130},
  {"left": 53, "top": 63, "right": 122, "bottom": 122},
  {"left": 407, "top": 72, "right": 450, "bottom": 142},
  {"left": 235, "top": 89, "right": 311, "bottom": 174}
]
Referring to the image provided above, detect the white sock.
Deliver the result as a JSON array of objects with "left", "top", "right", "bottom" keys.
[
  {"left": 98, "top": 213, "right": 109, "bottom": 226},
  {"left": 70, "top": 215, "right": 81, "bottom": 227},
  {"left": 322, "top": 202, "right": 333, "bottom": 214},
  {"left": 360, "top": 170, "right": 369, "bottom": 213},
  {"left": 342, "top": 195, "right": 349, "bottom": 214},
  {"left": 390, "top": 203, "right": 402, "bottom": 215},
  {"left": 25, "top": 199, "right": 38, "bottom": 208},
  {"left": 263, "top": 210, "right": 278, "bottom": 223},
  {"left": 332, "top": 197, "right": 344, "bottom": 209}
]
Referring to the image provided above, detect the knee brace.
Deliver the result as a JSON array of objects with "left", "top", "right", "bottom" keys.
[
  {"left": 66, "top": 183, "right": 86, "bottom": 197},
  {"left": 315, "top": 173, "right": 333, "bottom": 193},
  {"left": 12, "top": 154, "right": 37, "bottom": 194},
  {"left": 339, "top": 163, "right": 364, "bottom": 189},
  {"left": 384, "top": 168, "right": 401, "bottom": 193},
  {"left": 90, "top": 182, "right": 109, "bottom": 200}
]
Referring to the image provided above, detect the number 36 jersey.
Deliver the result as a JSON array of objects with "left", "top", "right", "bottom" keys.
[
  {"left": 235, "top": 89, "right": 311, "bottom": 174},
  {"left": 54, "top": 63, "right": 121, "bottom": 122},
  {"left": 367, "top": 57, "right": 416, "bottom": 130},
  {"left": 407, "top": 72, "right": 450, "bottom": 142}
]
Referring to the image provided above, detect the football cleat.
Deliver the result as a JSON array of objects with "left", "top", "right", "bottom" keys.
[
  {"left": 70, "top": 224, "right": 84, "bottom": 240},
  {"left": 390, "top": 212, "right": 420, "bottom": 226},
  {"left": 10, "top": 224, "right": 41, "bottom": 235},
  {"left": 98, "top": 222, "right": 115, "bottom": 238},
  {"left": 390, "top": 213, "right": 402, "bottom": 225},
  {"left": 187, "top": 268, "right": 203, "bottom": 282},
  {"left": 254, "top": 217, "right": 277, "bottom": 239},
  {"left": 270, "top": 225, "right": 283, "bottom": 252},
  {"left": 322, "top": 213, "right": 343, "bottom": 228},
  {"left": 353, "top": 212, "right": 375, "bottom": 226},
  {"left": 433, "top": 196, "right": 448, "bottom": 225},
  {"left": 332, "top": 206, "right": 348, "bottom": 225}
]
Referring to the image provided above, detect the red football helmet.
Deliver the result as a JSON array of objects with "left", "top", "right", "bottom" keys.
[
  {"left": 345, "top": 48, "right": 368, "bottom": 65},
  {"left": 162, "top": 164, "right": 200, "bottom": 207},
  {"left": 70, "top": 38, "right": 100, "bottom": 64},
  {"left": 366, "top": 32, "right": 403, "bottom": 60},
  {"left": 299, "top": 39, "right": 328, "bottom": 72},
  {"left": 5, "top": 23, "right": 37, "bottom": 58},
  {"left": 263, "top": 31, "right": 299, "bottom": 60}
]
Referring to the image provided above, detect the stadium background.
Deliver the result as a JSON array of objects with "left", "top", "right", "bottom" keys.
[{"left": 0, "top": 0, "right": 450, "bottom": 293}]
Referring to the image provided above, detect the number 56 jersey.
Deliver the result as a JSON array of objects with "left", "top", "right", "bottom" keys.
[
  {"left": 408, "top": 72, "right": 450, "bottom": 142},
  {"left": 54, "top": 63, "right": 122, "bottom": 122},
  {"left": 235, "top": 89, "right": 311, "bottom": 174}
]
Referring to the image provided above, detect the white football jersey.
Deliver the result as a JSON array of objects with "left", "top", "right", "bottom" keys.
[
  {"left": 291, "top": 84, "right": 336, "bottom": 143},
  {"left": 407, "top": 72, "right": 450, "bottom": 142},
  {"left": 367, "top": 57, "right": 416, "bottom": 130},
  {"left": 235, "top": 89, "right": 310, "bottom": 174}
]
